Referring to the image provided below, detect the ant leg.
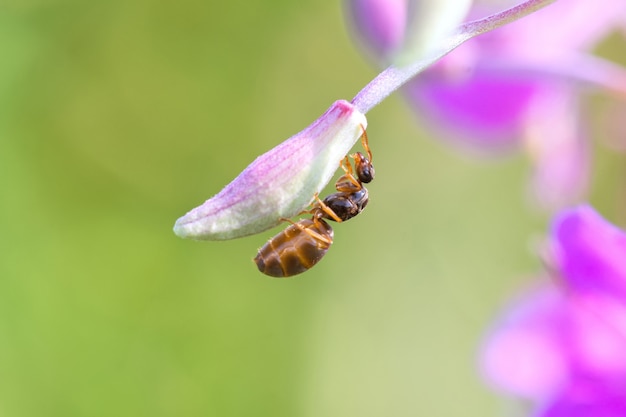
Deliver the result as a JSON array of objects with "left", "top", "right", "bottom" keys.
[
  {"left": 335, "top": 157, "right": 361, "bottom": 191},
  {"left": 340, "top": 156, "right": 353, "bottom": 175},
  {"left": 358, "top": 125, "right": 373, "bottom": 162},
  {"left": 295, "top": 192, "right": 326, "bottom": 216},
  {"left": 298, "top": 193, "right": 330, "bottom": 216},
  {"left": 296, "top": 192, "right": 344, "bottom": 221},
  {"left": 313, "top": 194, "right": 343, "bottom": 223},
  {"left": 346, "top": 124, "right": 374, "bottom": 184},
  {"left": 305, "top": 222, "right": 333, "bottom": 245},
  {"left": 284, "top": 213, "right": 333, "bottom": 245}
]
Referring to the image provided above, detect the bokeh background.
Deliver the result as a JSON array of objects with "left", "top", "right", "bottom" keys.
[{"left": 1, "top": 0, "right": 623, "bottom": 416}]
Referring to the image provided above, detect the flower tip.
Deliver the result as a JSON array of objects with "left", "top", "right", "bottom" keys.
[
  {"left": 172, "top": 195, "right": 264, "bottom": 241},
  {"left": 172, "top": 215, "right": 214, "bottom": 240}
]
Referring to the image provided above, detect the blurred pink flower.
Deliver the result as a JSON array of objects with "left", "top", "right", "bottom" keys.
[
  {"left": 550, "top": 205, "right": 626, "bottom": 299},
  {"left": 541, "top": 379, "right": 626, "bottom": 417},
  {"left": 346, "top": 0, "right": 626, "bottom": 211},
  {"left": 480, "top": 206, "right": 626, "bottom": 416}
]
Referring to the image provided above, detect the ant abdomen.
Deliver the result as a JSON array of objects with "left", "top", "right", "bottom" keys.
[{"left": 254, "top": 217, "right": 333, "bottom": 277}]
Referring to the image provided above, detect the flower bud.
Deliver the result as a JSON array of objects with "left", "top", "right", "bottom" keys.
[{"left": 174, "top": 100, "right": 367, "bottom": 240}]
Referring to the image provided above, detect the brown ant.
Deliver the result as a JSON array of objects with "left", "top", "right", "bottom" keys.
[{"left": 254, "top": 130, "right": 374, "bottom": 277}]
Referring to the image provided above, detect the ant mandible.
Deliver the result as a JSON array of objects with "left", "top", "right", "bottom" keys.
[{"left": 254, "top": 128, "right": 374, "bottom": 277}]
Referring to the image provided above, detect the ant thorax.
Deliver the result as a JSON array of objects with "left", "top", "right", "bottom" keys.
[{"left": 321, "top": 188, "right": 369, "bottom": 222}]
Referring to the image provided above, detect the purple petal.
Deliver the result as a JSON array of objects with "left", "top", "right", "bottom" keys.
[
  {"left": 405, "top": 64, "right": 539, "bottom": 151},
  {"left": 480, "top": 287, "right": 569, "bottom": 400},
  {"left": 539, "top": 379, "right": 626, "bottom": 417},
  {"left": 550, "top": 206, "right": 626, "bottom": 300},
  {"left": 480, "top": 285, "right": 626, "bottom": 402},
  {"left": 568, "top": 293, "right": 626, "bottom": 377},
  {"left": 503, "top": 0, "right": 626, "bottom": 55},
  {"left": 174, "top": 100, "right": 367, "bottom": 240}
]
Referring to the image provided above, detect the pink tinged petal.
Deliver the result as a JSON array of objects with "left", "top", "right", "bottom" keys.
[
  {"left": 550, "top": 205, "right": 626, "bottom": 300},
  {"left": 405, "top": 66, "right": 539, "bottom": 151},
  {"left": 497, "top": 0, "right": 626, "bottom": 56},
  {"left": 480, "top": 287, "right": 569, "bottom": 400},
  {"left": 346, "top": 0, "right": 408, "bottom": 63},
  {"left": 477, "top": 53, "right": 626, "bottom": 98},
  {"left": 539, "top": 379, "right": 626, "bottom": 417},
  {"left": 569, "top": 294, "right": 626, "bottom": 376},
  {"left": 481, "top": 284, "right": 626, "bottom": 403},
  {"left": 173, "top": 100, "right": 367, "bottom": 240},
  {"left": 524, "top": 87, "right": 589, "bottom": 211},
  {"left": 449, "top": 4, "right": 626, "bottom": 96}
]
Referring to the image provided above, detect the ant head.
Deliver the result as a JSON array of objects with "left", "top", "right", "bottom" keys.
[{"left": 354, "top": 152, "right": 375, "bottom": 183}]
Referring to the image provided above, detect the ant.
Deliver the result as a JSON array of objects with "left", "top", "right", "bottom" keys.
[{"left": 254, "top": 129, "right": 374, "bottom": 277}]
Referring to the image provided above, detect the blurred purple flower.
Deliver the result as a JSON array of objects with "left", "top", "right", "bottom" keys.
[
  {"left": 480, "top": 205, "right": 626, "bottom": 416},
  {"left": 346, "top": 0, "right": 626, "bottom": 210},
  {"left": 550, "top": 205, "right": 626, "bottom": 299},
  {"left": 541, "top": 379, "right": 626, "bottom": 417}
]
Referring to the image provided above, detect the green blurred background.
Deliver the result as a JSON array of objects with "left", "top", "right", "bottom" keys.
[{"left": 1, "top": 1, "right": 623, "bottom": 416}]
